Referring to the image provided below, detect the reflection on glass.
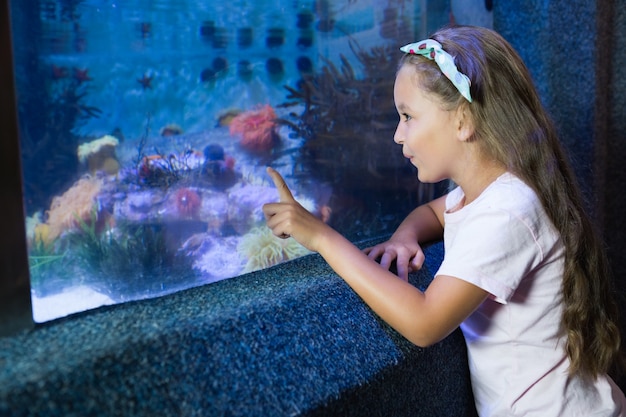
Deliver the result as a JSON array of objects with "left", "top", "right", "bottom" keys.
[{"left": 10, "top": 0, "right": 449, "bottom": 322}]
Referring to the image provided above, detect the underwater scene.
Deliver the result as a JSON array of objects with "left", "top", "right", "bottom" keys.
[{"left": 9, "top": 0, "right": 452, "bottom": 322}]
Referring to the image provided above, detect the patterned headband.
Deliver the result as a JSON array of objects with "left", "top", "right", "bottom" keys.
[{"left": 400, "top": 39, "right": 473, "bottom": 103}]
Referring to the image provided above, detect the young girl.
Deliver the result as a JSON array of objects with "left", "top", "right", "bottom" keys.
[{"left": 263, "top": 25, "right": 626, "bottom": 416}]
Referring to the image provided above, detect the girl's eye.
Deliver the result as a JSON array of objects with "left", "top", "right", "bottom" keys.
[{"left": 402, "top": 113, "right": 412, "bottom": 122}]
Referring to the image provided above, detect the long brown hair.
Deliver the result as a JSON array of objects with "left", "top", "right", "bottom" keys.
[{"left": 400, "top": 25, "right": 622, "bottom": 379}]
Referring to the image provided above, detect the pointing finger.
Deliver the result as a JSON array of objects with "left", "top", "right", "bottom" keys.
[{"left": 266, "top": 166, "right": 295, "bottom": 202}]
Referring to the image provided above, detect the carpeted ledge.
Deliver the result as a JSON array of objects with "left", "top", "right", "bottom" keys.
[{"left": 0, "top": 240, "right": 477, "bottom": 417}]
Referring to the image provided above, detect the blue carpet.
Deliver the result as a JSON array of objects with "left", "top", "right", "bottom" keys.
[{"left": 0, "top": 240, "right": 476, "bottom": 417}]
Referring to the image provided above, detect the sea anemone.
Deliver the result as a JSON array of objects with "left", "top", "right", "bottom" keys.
[
  {"left": 77, "top": 135, "right": 120, "bottom": 175},
  {"left": 229, "top": 104, "right": 279, "bottom": 152},
  {"left": 174, "top": 188, "right": 201, "bottom": 218},
  {"left": 237, "top": 226, "right": 312, "bottom": 273}
]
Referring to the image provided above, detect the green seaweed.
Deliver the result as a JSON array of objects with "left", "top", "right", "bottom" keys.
[
  {"left": 68, "top": 209, "right": 198, "bottom": 300},
  {"left": 27, "top": 235, "right": 73, "bottom": 297},
  {"left": 28, "top": 249, "right": 70, "bottom": 292}
]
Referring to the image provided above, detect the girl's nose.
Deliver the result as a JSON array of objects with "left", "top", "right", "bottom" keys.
[{"left": 393, "top": 124, "right": 403, "bottom": 144}]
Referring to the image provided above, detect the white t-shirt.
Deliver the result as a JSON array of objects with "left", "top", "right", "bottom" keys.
[{"left": 436, "top": 173, "right": 626, "bottom": 417}]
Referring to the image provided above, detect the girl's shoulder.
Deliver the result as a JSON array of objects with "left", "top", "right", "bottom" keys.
[
  {"left": 448, "top": 172, "right": 540, "bottom": 215},
  {"left": 487, "top": 172, "right": 539, "bottom": 208},
  {"left": 475, "top": 173, "right": 553, "bottom": 235}
]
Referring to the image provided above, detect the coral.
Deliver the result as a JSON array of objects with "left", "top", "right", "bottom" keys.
[
  {"left": 174, "top": 188, "right": 201, "bottom": 218},
  {"left": 194, "top": 235, "right": 245, "bottom": 282},
  {"left": 137, "top": 150, "right": 205, "bottom": 187},
  {"left": 44, "top": 176, "right": 103, "bottom": 244},
  {"left": 33, "top": 224, "right": 51, "bottom": 248},
  {"left": 229, "top": 105, "right": 279, "bottom": 152},
  {"left": 238, "top": 226, "right": 312, "bottom": 273},
  {"left": 77, "top": 135, "right": 119, "bottom": 163},
  {"left": 201, "top": 144, "right": 238, "bottom": 190},
  {"left": 25, "top": 211, "right": 43, "bottom": 243},
  {"left": 159, "top": 124, "right": 183, "bottom": 136},
  {"left": 77, "top": 135, "right": 120, "bottom": 175}
]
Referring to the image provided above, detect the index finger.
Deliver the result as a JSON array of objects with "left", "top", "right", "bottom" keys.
[{"left": 266, "top": 166, "right": 295, "bottom": 202}]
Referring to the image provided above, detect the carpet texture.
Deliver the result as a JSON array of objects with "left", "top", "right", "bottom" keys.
[{"left": 0, "top": 240, "right": 476, "bottom": 417}]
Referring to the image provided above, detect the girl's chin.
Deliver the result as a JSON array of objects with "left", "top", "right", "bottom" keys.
[
  {"left": 416, "top": 169, "right": 429, "bottom": 182},
  {"left": 416, "top": 170, "right": 443, "bottom": 184}
]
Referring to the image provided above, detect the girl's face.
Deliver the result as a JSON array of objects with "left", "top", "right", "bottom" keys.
[{"left": 393, "top": 64, "right": 464, "bottom": 184}]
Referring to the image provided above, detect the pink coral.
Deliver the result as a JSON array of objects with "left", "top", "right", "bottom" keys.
[
  {"left": 229, "top": 104, "right": 279, "bottom": 152},
  {"left": 174, "top": 188, "right": 201, "bottom": 218}
]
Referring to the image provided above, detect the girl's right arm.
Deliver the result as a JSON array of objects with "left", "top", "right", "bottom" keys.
[
  {"left": 263, "top": 170, "right": 487, "bottom": 347},
  {"left": 363, "top": 195, "right": 447, "bottom": 281}
]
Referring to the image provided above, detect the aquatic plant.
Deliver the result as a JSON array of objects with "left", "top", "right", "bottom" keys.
[
  {"left": 278, "top": 40, "right": 436, "bottom": 237},
  {"left": 69, "top": 218, "right": 198, "bottom": 301},
  {"left": 28, "top": 252, "right": 67, "bottom": 273},
  {"left": 17, "top": 45, "right": 102, "bottom": 212},
  {"left": 26, "top": 214, "right": 73, "bottom": 297},
  {"left": 130, "top": 116, "right": 210, "bottom": 189},
  {"left": 279, "top": 42, "right": 398, "bottom": 141},
  {"left": 132, "top": 117, "right": 183, "bottom": 188},
  {"left": 238, "top": 226, "right": 312, "bottom": 273},
  {"left": 27, "top": 248, "right": 72, "bottom": 297}
]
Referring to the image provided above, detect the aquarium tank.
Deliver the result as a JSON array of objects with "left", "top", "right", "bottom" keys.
[{"left": 9, "top": 0, "right": 452, "bottom": 322}]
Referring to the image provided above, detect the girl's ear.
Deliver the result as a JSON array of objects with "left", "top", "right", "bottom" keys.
[{"left": 455, "top": 104, "right": 475, "bottom": 142}]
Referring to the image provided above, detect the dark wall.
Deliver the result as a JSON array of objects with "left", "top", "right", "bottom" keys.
[
  {"left": 602, "top": 2, "right": 626, "bottom": 390},
  {"left": 0, "top": 0, "right": 33, "bottom": 336},
  {"left": 494, "top": 0, "right": 626, "bottom": 387},
  {"left": 494, "top": 0, "right": 597, "bottom": 202},
  {"left": 601, "top": 1, "right": 626, "bottom": 308}
]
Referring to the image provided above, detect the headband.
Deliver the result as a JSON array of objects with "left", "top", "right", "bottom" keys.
[{"left": 400, "top": 39, "right": 473, "bottom": 103}]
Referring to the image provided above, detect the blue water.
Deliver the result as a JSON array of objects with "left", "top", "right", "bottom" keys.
[
  {"left": 35, "top": 0, "right": 412, "bottom": 139},
  {"left": 10, "top": 0, "right": 450, "bottom": 322}
]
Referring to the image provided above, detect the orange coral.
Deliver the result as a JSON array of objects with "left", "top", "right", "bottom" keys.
[
  {"left": 229, "top": 104, "right": 279, "bottom": 152},
  {"left": 44, "top": 176, "right": 103, "bottom": 244}
]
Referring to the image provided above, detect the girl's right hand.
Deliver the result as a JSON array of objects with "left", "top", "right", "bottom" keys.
[
  {"left": 363, "top": 238, "right": 425, "bottom": 282},
  {"left": 262, "top": 167, "right": 332, "bottom": 253}
]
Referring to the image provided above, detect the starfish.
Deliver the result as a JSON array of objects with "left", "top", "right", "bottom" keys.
[
  {"left": 137, "top": 73, "right": 154, "bottom": 89},
  {"left": 73, "top": 67, "right": 92, "bottom": 83},
  {"left": 51, "top": 64, "right": 69, "bottom": 80},
  {"left": 139, "top": 22, "right": 152, "bottom": 38}
]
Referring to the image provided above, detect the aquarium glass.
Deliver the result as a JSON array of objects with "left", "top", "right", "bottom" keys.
[{"left": 9, "top": 0, "right": 450, "bottom": 322}]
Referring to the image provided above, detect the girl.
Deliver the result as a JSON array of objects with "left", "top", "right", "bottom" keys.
[{"left": 263, "top": 25, "right": 626, "bottom": 416}]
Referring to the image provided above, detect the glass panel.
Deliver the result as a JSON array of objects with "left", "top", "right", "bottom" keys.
[{"left": 10, "top": 0, "right": 449, "bottom": 322}]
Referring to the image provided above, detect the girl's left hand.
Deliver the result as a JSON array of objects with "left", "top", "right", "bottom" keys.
[{"left": 262, "top": 167, "right": 331, "bottom": 253}]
